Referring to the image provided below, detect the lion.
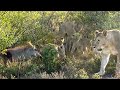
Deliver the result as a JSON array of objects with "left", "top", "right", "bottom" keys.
[
  {"left": 59, "top": 22, "right": 80, "bottom": 55},
  {"left": 71, "top": 32, "right": 91, "bottom": 55},
  {"left": 92, "top": 29, "right": 120, "bottom": 78},
  {"left": 70, "top": 32, "right": 82, "bottom": 54},
  {"left": 59, "top": 21, "right": 83, "bottom": 37},
  {"left": 53, "top": 36, "right": 66, "bottom": 60},
  {"left": 59, "top": 21, "right": 76, "bottom": 37}
]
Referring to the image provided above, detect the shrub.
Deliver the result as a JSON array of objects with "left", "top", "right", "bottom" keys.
[
  {"left": 92, "top": 73, "right": 102, "bottom": 79},
  {"left": 0, "top": 60, "right": 39, "bottom": 79},
  {"left": 74, "top": 69, "right": 89, "bottom": 79},
  {"left": 41, "top": 43, "right": 62, "bottom": 73},
  {"left": 20, "top": 71, "right": 66, "bottom": 79}
]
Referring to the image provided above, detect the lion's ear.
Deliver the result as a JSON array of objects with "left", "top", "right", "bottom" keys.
[
  {"left": 95, "top": 30, "right": 100, "bottom": 34},
  {"left": 53, "top": 39, "right": 57, "bottom": 44},
  {"left": 103, "top": 30, "right": 107, "bottom": 36},
  {"left": 60, "top": 37, "right": 64, "bottom": 44},
  {"left": 95, "top": 30, "right": 100, "bottom": 36}
]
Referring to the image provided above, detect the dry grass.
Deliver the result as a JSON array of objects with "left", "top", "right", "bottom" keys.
[{"left": 0, "top": 51, "right": 116, "bottom": 79}]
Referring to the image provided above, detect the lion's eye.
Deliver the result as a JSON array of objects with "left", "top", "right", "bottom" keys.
[{"left": 98, "top": 39, "right": 100, "bottom": 41}]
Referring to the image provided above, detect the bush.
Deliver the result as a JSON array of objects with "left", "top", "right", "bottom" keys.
[
  {"left": 74, "top": 69, "right": 89, "bottom": 79},
  {"left": 20, "top": 71, "right": 66, "bottom": 79},
  {"left": 0, "top": 60, "right": 39, "bottom": 79},
  {"left": 92, "top": 73, "right": 102, "bottom": 79},
  {"left": 41, "top": 43, "right": 62, "bottom": 73}
]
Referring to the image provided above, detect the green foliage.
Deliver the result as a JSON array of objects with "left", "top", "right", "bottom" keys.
[
  {"left": 41, "top": 43, "right": 62, "bottom": 73},
  {"left": 0, "top": 61, "right": 39, "bottom": 79},
  {"left": 105, "top": 56, "right": 116, "bottom": 75},
  {"left": 92, "top": 73, "right": 102, "bottom": 79},
  {"left": 74, "top": 68, "right": 89, "bottom": 79},
  {"left": 0, "top": 11, "right": 119, "bottom": 79}
]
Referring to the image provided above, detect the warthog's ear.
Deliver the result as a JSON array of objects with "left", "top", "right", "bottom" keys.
[
  {"left": 103, "top": 30, "right": 107, "bottom": 36},
  {"left": 27, "top": 41, "right": 31, "bottom": 44},
  {"left": 27, "top": 41, "right": 34, "bottom": 47},
  {"left": 27, "top": 41, "right": 32, "bottom": 45}
]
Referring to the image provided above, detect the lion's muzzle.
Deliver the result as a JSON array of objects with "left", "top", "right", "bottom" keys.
[{"left": 97, "top": 48, "right": 102, "bottom": 51}]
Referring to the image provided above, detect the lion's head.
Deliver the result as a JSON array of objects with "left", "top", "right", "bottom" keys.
[{"left": 92, "top": 30, "right": 110, "bottom": 54}]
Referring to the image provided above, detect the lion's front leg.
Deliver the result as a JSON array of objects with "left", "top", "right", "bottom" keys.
[
  {"left": 97, "top": 54, "right": 110, "bottom": 75},
  {"left": 71, "top": 43, "right": 76, "bottom": 54}
]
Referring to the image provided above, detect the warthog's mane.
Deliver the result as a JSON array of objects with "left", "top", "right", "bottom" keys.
[{"left": 7, "top": 41, "right": 35, "bottom": 52}]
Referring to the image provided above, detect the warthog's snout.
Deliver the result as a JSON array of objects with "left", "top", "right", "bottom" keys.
[{"left": 33, "top": 50, "right": 43, "bottom": 59}]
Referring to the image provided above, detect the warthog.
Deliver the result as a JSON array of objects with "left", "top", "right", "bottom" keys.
[{"left": 0, "top": 41, "right": 42, "bottom": 66}]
